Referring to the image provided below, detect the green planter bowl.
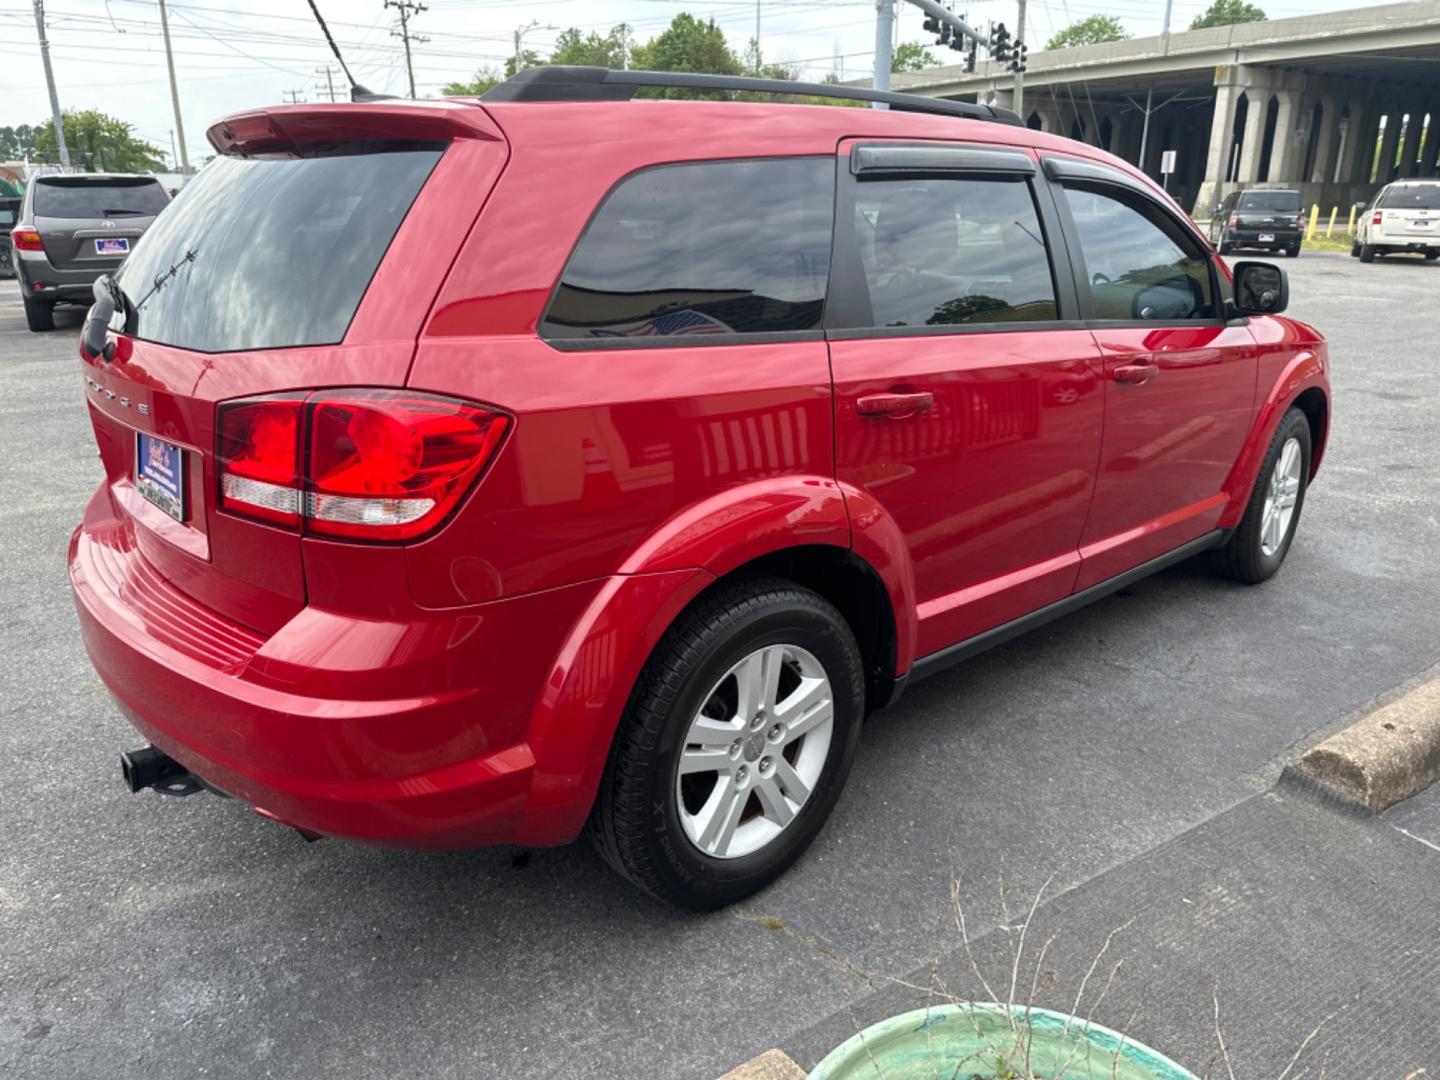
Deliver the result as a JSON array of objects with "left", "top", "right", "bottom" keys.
[{"left": 809, "top": 1003, "right": 1197, "bottom": 1080}]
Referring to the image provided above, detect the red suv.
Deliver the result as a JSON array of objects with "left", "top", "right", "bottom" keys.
[{"left": 70, "top": 68, "right": 1329, "bottom": 908}]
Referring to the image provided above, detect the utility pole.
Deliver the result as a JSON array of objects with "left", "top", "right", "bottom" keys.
[
  {"left": 872, "top": 0, "right": 894, "bottom": 102},
  {"left": 169, "top": 129, "right": 178, "bottom": 169},
  {"left": 1137, "top": 0, "right": 1174, "bottom": 172},
  {"left": 512, "top": 20, "right": 550, "bottom": 76},
  {"left": 31, "top": 0, "right": 70, "bottom": 168},
  {"left": 755, "top": 0, "right": 762, "bottom": 73},
  {"left": 282, "top": 89, "right": 305, "bottom": 105},
  {"left": 156, "top": 0, "right": 190, "bottom": 172},
  {"left": 1013, "top": 0, "right": 1026, "bottom": 117},
  {"left": 315, "top": 65, "right": 340, "bottom": 103},
  {"left": 386, "top": 0, "right": 427, "bottom": 98}
]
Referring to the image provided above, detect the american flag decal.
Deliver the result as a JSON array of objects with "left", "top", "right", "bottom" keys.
[{"left": 591, "top": 309, "right": 732, "bottom": 338}]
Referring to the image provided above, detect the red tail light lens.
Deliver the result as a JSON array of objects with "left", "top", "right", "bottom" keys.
[
  {"left": 215, "top": 389, "right": 509, "bottom": 541},
  {"left": 1373, "top": 210, "right": 1384, "bottom": 225},
  {"left": 1227, "top": 214, "right": 1238, "bottom": 229},
  {"left": 217, "top": 397, "right": 303, "bottom": 527},
  {"left": 11, "top": 229, "right": 44, "bottom": 252}
]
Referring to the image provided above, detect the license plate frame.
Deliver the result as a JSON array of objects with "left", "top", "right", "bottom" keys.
[
  {"left": 1258, "top": 233, "right": 1275, "bottom": 243},
  {"left": 95, "top": 237, "right": 129, "bottom": 256},
  {"left": 135, "top": 432, "right": 186, "bottom": 522}
]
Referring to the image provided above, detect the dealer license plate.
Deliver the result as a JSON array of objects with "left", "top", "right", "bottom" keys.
[{"left": 136, "top": 433, "right": 185, "bottom": 521}]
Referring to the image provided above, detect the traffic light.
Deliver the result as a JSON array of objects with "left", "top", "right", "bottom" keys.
[
  {"left": 922, "top": 14, "right": 940, "bottom": 34},
  {"left": 1009, "top": 39, "right": 1028, "bottom": 73},
  {"left": 964, "top": 38, "right": 977, "bottom": 72},
  {"left": 938, "top": 22, "right": 952, "bottom": 45},
  {"left": 988, "top": 21, "right": 1011, "bottom": 64}
]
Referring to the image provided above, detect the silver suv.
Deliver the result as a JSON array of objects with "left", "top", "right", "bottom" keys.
[{"left": 11, "top": 174, "right": 169, "bottom": 331}]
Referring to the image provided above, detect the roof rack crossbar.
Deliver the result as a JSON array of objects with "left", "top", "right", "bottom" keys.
[{"left": 480, "top": 66, "right": 1022, "bottom": 126}]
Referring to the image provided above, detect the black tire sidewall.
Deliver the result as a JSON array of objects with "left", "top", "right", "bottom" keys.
[
  {"left": 1241, "top": 410, "right": 1312, "bottom": 577},
  {"left": 642, "top": 595, "right": 862, "bottom": 906}
]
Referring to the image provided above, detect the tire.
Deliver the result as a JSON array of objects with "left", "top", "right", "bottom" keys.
[
  {"left": 1285, "top": 245, "right": 1300, "bottom": 258},
  {"left": 588, "top": 577, "right": 864, "bottom": 909},
  {"left": 1210, "top": 408, "right": 1312, "bottom": 585},
  {"left": 1425, "top": 250, "right": 1439, "bottom": 261},
  {"left": 1219, "top": 239, "right": 1234, "bottom": 256},
  {"left": 1350, "top": 239, "right": 1361, "bottom": 258},
  {"left": 1359, "top": 243, "right": 1377, "bottom": 263},
  {"left": 23, "top": 295, "right": 55, "bottom": 332}
]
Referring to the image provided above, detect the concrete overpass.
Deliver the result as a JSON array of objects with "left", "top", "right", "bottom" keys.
[{"left": 890, "top": 0, "right": 1440, "bottom": 214}]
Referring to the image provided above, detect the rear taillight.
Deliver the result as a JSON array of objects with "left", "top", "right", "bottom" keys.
[
  {"left": 1227, "top": 214, "right": 1238, "bottom": 229},
  {"left": 217, "top": 390, "right": 509, "bottom": 542},
  {"left": 1373, "top": 210, "right": 1384, "bottom": 225},
  {"left": 11, "top": 229, "right": 43, "bottom": 252}
]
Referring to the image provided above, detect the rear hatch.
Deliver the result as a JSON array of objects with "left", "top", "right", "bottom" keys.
[
  {"left": 1236, "top": 191, "right": 1301, "bottom": 234},
  {"left": 82, "top": 104, "right": 508, "bottom": 633},
  {"left": 1377, "top": 182, "right": 1440, "bottom": 238},
  {"left": 32, "top": 175, "right": 169, "bottom": 272}
]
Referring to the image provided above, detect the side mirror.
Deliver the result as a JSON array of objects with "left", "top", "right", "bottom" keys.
[
  {"left": 81, "top": 275, "right": 117, "bottom": 362},
  {"left": 1230, "top": 260, "right": 1288, "bottom": 316}
]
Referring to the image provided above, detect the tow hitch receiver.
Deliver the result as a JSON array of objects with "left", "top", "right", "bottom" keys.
[{"left": 120, "top": 745, "right": 204, "bottom": 797}]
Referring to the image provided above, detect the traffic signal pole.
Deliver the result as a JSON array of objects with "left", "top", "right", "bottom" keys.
[
  {"left": 1013, "top": 0, "right": 1025, "bottom": 116},
  {"left": 873, "top": 0, "right": 894, "bottom": 100}
]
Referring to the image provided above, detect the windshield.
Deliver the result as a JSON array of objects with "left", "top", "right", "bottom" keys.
[
  {"left": 1238, "top": 192, "right": 1300, "bottom": 212},
  {"left": 1380, "top": 184, "right": 1440, "bottom": 210},
  {"left": 113, "top": 142, "right": 443, "bottom": 354},
  {"left": 34, "top": 177, "right": 169, "bottom": 217}
]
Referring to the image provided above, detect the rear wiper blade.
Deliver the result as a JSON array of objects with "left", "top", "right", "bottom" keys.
[
  {"left": 100, "top": 209, "right": 145, "bottom": 216},
  {"left": 135, "top": 247, "right": 198, "bottom": 309}
]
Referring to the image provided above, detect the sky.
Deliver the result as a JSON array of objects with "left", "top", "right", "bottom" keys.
[{"left": 1, "top": 0, "right": 1380, "bottom": 168}]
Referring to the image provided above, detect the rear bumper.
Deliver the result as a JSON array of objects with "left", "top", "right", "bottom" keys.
[
  {"left": 68, "top": 487, "right": 640, "bottom": 849},
  {"left": 1230, "top": 227, "right": 1302, "bottom": 247},
  {"left": 15, "top": 251, "right": 107, "bottom": 301},
  {"left": 1369, "top": 234, "right": 1438, "bottom": 250}
]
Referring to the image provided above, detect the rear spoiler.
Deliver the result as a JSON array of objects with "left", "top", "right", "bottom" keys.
[{"left": 207, "top": 103, "right": 502, "bottom": 156}]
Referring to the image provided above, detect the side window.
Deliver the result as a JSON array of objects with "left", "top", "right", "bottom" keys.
[
  {"left": 851, "top": 175, "right": 1058, "bottom": 328},
  {"left": 1062, "top": 183, "right": 1215, "bottom": 322},
  {"left": 542, "top": 157, "right": 833, "bottom": 342}
]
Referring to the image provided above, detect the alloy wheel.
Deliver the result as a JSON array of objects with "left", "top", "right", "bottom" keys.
[
  {"left": 674, "top": 643, "right": 834, "bottom": 859},
  {"left": 1260, "top": 436, "right": 1302, "bottom": 557}
]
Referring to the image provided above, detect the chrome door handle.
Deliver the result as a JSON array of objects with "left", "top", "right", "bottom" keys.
[
  {"left": 857, "top": 391, "right": 935, "bottom": 418},
  {"left": 1113, "top": 363, "right": 1159, "bottom": 385}
]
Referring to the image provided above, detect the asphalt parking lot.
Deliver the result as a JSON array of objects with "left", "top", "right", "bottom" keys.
[{"left": 3, "top": 249, "right": 1440, "bottom": 1079}]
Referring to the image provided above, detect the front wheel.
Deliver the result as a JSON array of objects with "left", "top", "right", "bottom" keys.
[
  {"left": 1425, "top": 250, "right": 1439, "bottom": 261},
  {"left": 1211, "top": 408, "right": 1311, "bottom": 584},
  {"left": 589, "top": 578, "right": 864, "bottom": 909}
]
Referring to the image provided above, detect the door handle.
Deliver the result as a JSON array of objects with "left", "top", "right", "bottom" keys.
[
  {"left": 1113, "top": 363, "right": 1159, "bottom": 386},
  {"left": 857, "top": 391, "right": 934, "bottom": 418}
]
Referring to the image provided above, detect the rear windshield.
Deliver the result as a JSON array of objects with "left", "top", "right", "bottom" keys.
[
  {"left": 1238, "top": 191, "right": 1300, "bottom": 211},
  {"left": 114, "top": 142, "right": 442, "bottom": 354},
  {"left": 1380, "top": 184, "right": 1440, "bottom": 210},
  {"left": 34, "top": 176, "right": 169, "bottom": 218}
]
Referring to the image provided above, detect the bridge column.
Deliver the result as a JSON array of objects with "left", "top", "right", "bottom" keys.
[
  {"left": 1397, "top": 108, "right": 1424, "bottom": 177},
  {"left": 1235, "top": 88, "right": 1270, "bottom": 184},
  {"left": 1349, "top": 107, "right": 1384, "bottom": 183},
  {"left": 1267, "top": 89, "right": 1302, "bottom": 183},
  {"left": 1417, "top": 108, "right": 1440, "bottom": 177},
  {"left": 1194, "top": 66, "right": 1249, "bottom": 213},
  {"left": 1309, "top": 96, "right": 1340, "bottom": 183},
  {"left": 1376, "top": 108, "right": 1403, "bottom": 182},
  {"left": 1336, "top": 100, "right": 1373, "bottom": 187}
]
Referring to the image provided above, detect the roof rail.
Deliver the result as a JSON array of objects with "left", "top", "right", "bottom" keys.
[{"left": 480, "top": 66, "right": 1022, "bottom": 126}]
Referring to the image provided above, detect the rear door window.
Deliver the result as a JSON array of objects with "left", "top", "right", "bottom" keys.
[
  {"left": 541, "top": 157, "right": 833, "bottom": 343},
  {"left": 1380, "top": 184, "right": 1440, "bottom": 210},
  {"left": 1062, "top": 184, "right": 1214, "bottom": 321},
  {"left": 33, "top": 177, "right": 169, "bottom": 217},
  {"left": 845, "top": 174, "right": 1058, "bottom": 328},
  {"left": 114, "top": 142, "right": 442, "bottom": 354}
]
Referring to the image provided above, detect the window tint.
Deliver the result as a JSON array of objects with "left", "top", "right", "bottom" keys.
[
  {"left": 850, "top": 176, "right": 1057, "bottom": 328},
  {"left": 33, "top": 177, "right": 169, "bottom": 217},
  {"left": 0, "top": 209, "right": 13, "bottom": 226},
  {"left": 1380, "top": 184, "right": 1440, "bottom": 210},
  {"left": 542, "top": 158, "right": 832, "bottom": 341},
  {"left": 1238, "top": 191, "right": 1300, "bottom": 211},
  {"left": 113, "top": 143, "right": 441, "bottom": 354},
  {"left": 1062, "top": 184, "right": 1214, "bottom": 321}
]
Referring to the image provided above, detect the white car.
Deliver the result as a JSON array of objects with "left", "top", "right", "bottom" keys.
[{"left": 1353, "top": 179, "right": 1440, "bottom": 262}]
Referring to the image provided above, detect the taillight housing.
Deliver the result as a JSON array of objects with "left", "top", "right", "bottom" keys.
[
  {"left": 11, "top": 229, "right": 44, "bottom": 252},
  {"left": 217, "top": 389, "right": 510, "bottom": 542},
  {"left": 1227, "top": 214, "right": 1238, "bottom": 229},
  {"left": 1373, "top": 210, "right": 1384, "bottom": 225}
]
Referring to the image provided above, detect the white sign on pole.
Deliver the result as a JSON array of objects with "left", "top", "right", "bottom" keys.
[{"left": 1160, "top": 149, "right": 1177, "bottom": 175}]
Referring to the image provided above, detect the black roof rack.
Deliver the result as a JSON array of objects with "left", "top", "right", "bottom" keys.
[{"left": 480, "top": 66, "right": 1022, "bottom": 126}]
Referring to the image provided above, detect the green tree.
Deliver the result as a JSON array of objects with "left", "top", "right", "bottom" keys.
[
  {"left": 0, "top": 124, "right": 41, "bottom": 160},
  {"left": 33, "top": 110, "right": 164, "bottom": 171},
  {"left": 1045, "top": 14, "right": 1129, "bottom": 49},
  {"left": 1189, "top": 0, "right": 1266, "bottom": 29},
  {"left": 549, "top": 24, "right": 632, "bottom": 69},
  {"left": 441, "top": 66, "right": 503, "bottom": 95},
  {"left": 892, "top": 41, "right": 941, "bottom": 72},
  {"left": 630, "top": 13, "right": 743, "bottom": 94}
]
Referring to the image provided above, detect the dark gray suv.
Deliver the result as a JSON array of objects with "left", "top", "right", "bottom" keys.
[{"left": 11, "top": 174, "right": 169, "bottom": 331}]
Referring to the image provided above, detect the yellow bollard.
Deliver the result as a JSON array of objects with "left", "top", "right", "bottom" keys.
[
  {"left": 1347, "top": 204, "right": 1357, "bottom": 236},
  {"left": 1306, "top": 204, "right": 1320, "bottom": 241},
  {"left": 1325, "top": 206, "right": 1337, "bottom": 237}
]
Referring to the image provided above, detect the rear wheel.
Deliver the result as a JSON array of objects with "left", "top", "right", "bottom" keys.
[
  {"left": 22, "top": 295, "right": 55, "bottom": 332},
  {"left": 1426, "top": 250, "right": 1439, "bottom": 261},
  {"left": 1285, "top": 244, "right": 1300, "bottom": 258},
  {"left": 1211, "top": 408, "right": 1311, "bottom": 585},
  {"left": 1218, "top": 236, "right": 1234, "bottom": 255},
  {"left": 1359, "top": 243, "right": 1377, "bottom": 263},
  {"left": 1350, "top": 239, "right": 1361, "bottom": 257},
  {"left": 589, "top": 578, "right": 864, "bottom": 909}
]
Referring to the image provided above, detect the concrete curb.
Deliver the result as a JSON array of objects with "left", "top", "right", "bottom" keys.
[
  {"left": 716, "top": 1049, "right": 807, "bottom": 1080},
  {"left": 1300, "top": 673, "right": 1440, "bottom": 811}
]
